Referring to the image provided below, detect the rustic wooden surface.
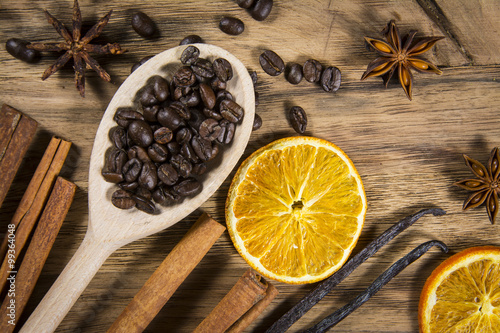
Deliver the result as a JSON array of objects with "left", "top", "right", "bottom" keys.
[{"left": 0, "top": 0, "right": 499, "bottom": 332}]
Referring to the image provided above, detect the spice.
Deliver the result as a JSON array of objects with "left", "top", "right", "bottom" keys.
[
  {"left": 27, "top": 0, "right": 125, "bottom": 97},
  {"left": 0, "top": 104, "right": 38, "bottom": 209},
  {"left": 0, "top": 177, "right": 76, "bottom": 333},
  {"left": 265, "top": 208, "right": 446, "bottom": 333},
  {"left": 303, "top": 240, "right": 448, "bottom": 333},
  {"left": 0, "top": 138, "right": 71, "bottom": 295},
  {"left": 107, "top": 213, "right": 225, "bottom": 333},
  {"left": 193, "top": 269, "right": 270, "bottom": 332},
  {"left": 361, "top": 20, "right": 443, "bottom": 100},
  {"left": 227, "top": 281, "right": 279, "bottom": 333},
  {"left": 455, "top": 147, "right": 500, "bottom": 224}
]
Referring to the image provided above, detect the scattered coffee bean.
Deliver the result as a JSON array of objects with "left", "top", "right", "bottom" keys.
[
  {"left": 303, "top": 59, "right": 323, "bottom": 83},
  {"left": 181, "top": 45, "right": 200, "bottom": 65},
  {"left": 219, "top": 17, "right": 245, "bottom": 36},
  {"left": 320, "top": 66, "right": 342, "bottom": 92},
  {"left": 131, "top": 11, "right": 157, "bottom": 38},
  {"left": 259, "top": 50, "right": 284, "bottom": 76},
  {"left": 131, "top": 56, "right": 153, "bottom": 73},
  {"left": 179, "top": 35, "right": 204, "bottom": 45},
  {"left": 286, "top": 62, "right": 303, "bottom": 85},
  {"left": 250, "top": 0, "right": 273, "bottom": 21},
  {"left": 289, "top": 106, "right": 307, "bottom": 134},
  {"left": 6, "top": 38, "right": 40, "bottom": 63},
  {"left": 249, "top": 70, "right": 258, "bottom": 86},
  {"left": 237, "top": 0, "right": 255, "bottom": 9},
  {"left": 253, "top": 113, "right": 263, "bottom": 131},
  {"left": 112, "top": 189, "right": 136, "bottom": 209}
]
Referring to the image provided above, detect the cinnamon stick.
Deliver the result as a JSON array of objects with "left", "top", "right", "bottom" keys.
[
  {"left": 227, "top": 281, "right": 279, "bottom": 333},
  {"left": 193, "top": 269, "right": 270, "bottom": 333},
  {"left": 0, "top": 177, "right": 76, "bottom": 333},
  {"left": 0, "top": 104, "right": 38, "bottom": 208},
  {"left": 107, "top": 212, "right": 226, "bottom": 333},
  {"left": 0, "top": 137, "right": 61, "bottom": 261},
  {"left": 0, "top": 138, "right": 71, "bottom": 295}
]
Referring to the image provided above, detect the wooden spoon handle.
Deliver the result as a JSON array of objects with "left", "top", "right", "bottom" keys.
[{"left": 19, "top": 232, "right": 118, "bottom": 333}]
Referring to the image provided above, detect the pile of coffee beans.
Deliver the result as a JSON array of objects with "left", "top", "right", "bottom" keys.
[{"left": 103, "top": 45, "right": 245, "bottom": 214}]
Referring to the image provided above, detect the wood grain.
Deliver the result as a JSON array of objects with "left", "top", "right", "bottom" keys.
[{"left": 0, "top": 1, "right": 499, "bottom": 332}]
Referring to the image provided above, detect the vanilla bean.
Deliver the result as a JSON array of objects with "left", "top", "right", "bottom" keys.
[
  {"left": 304, "top": 240, "right": 448, "bottom": 333},
  {"left": 265, "top": 208, "right": 446, "bottom": 333}
]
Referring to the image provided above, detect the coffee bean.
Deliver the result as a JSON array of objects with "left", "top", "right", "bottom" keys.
[
  {"left": 176, "top": 127, "right": 193, "bottom": 145},
  {"left": 192, "top": 162, "right": 207, "bottom": 176},
  {"left": 132, "top": 194, "right": 156, "bottom": 214},
  {"left": 220, "top": 99, "right": 244, "bottom": 123},
  {"left": 249, "top": 70, "right": 258, "bottom": 86},
  {"left": 203, "top": 107, "right": 223, "bottom": 121},
  {"left": 131, "top": 11, "right": 156, "bottom": 37},
  {"left": 138, "top": 161, "right": 158, "bottom": 191},
  {"left": 143, "top": 105, "right": 159, "bottom": 122},
  {"left": 259, "top": 50, "right": 284, "bottom": 76},
  {"left": 105, "top": 148, "right": 128, "bottom": 174},
  {"left": 191, "top": 136, "right": 218, "bottom": 161},
  {"left": 128, "top": 120, "right": 154, "bottom": 147},
  {"left": 250, "top": 0, "right": 273, "bottom": 21},
  {"left": 303, "top": 59, "right": 322, "bottom": 83},
  {"left": 216, "top": 90, "right": 233, "bottom": 103},
  {"left": 253, "top": 113, "right": 263, "bottom": 131},
  {"left": 148, "top": 143, "right": 169, "bottom": 163},
  {"left": 181, "top": 46, "right": 200, "bottom": 65},
  {"left": 151, "top": 76, "right": 169, "bottom": 102},
  {"left": 158, "top": 107, "right": 184, "bottom": 130},
  {"left": 136, "top": 187, "right": 153, "bottom": 201},
  {"left": 286, "top": 62, "right": 303, "bottom": 85},
  {"left": 289, "top": 106, "right": 307, "bottom": 134},
  {"left": 171, "top": 154, "right": 192, "bottom": 178},
  {"left": 219, "top": 17, "right": 245, "bottom": 36},
  {"left": 213, "top": 58, "right": 233, "bottom": 82},
  {"left": 179, "top": 35, "right": 204, "bottom": 45},
  {"left": 187, "top": 108, "right": 206, "bottom": 133},
  {"left": 111, "top": 189, "right": 136, "bottom": 209},
  {"left": 174, "top": 86, "right": 200, "bottom": 107},
  {"left": 191, "top": 58, "right": 214, "bottom": 78},
  {"left": 217, "top": 120, "right": 236, "bottom": 144},
  {"left": 109, "top": 126, "right": 127, "bottom": 149},
  {"left": 167, "top": 141, "right": 181, "bottom": 155},
  {"left": 122, "top": 158, "right": 143, "bottom": 182},
  {"left": 102, "top": 171, "right": 124, "bottom": 183},
  {"left": 254, "top": 91, "right": 260, "bottom": 106},
  {"left": 173, "top": 66, "right": 197, "bottom": 87},
  {"left": 199, "top": 118, "right": 222, "bottom": 141},
  {"left": 199, "top": 83, "right": 216, "bottom": 109},
  {"left": 173, "top": 178, "right": 202, "bottom": 197},
  {"left": 169, "top": 101, "right": 191, "bottom": 120},
  {"left": 153, "top": 127, "right": 173, "bottom": 144},
  {"left": 210, "top": 77, "right": 226, "bottom": 91},
  {"left": 119, "top": 181, "right": 139, "bottom": 192},
  {"left": 320, "top": 66, "right": 341, "bottom": 92},
  {"left": 157, "top": 163, "right": 179, "bottom": 185},
  {"left": 181, "top": 142, "right": 200, "bottom": 163},
  {"left": 114, "top": 108, "right": 144, "bottom": 128},
  {"left": 6, "top": 38, "right": 40, "bottom": 63},
  {"left": 128, "top": 146, "right": 151, "bottom": 163},
  {"left": 237, "top": 0, "right": 255, "bottom": 8},
  {"left": 131, "top": 56, "right": 153, "bottom": 73},
  {"left": 139, "top": 85, "right": 158, "bottom": 106}
]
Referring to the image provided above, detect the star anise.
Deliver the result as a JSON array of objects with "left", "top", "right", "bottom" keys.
[
  {"left": 361, "top": 20, "right": 444, "bottom": 100},
  {"left": 27, "top": 0, "right": 125, "bottom": 97},
  {"left": 455, "top": 147, "right": 500, "bottom": 224}
]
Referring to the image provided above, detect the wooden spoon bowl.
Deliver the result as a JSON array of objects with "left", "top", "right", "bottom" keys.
[{"left": 21, "top": 44, "right": 255, "bottom": 332}]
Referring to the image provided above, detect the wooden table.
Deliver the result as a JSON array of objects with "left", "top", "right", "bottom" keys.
[{"left": 1, "top": 1, "right": 499, "bottom": 332}]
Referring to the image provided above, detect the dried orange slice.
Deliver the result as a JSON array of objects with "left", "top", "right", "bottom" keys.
[
  {"left": 225, "top": 136, "right": 367, "bottom": 284},
  {"left": 419, "top": 246, "right": 500, "bottom": 332}
]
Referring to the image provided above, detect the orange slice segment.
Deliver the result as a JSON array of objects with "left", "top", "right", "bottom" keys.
[
  {"left": 419, "top": 246, "right": 500, "bottom": 332},
  {"left": 226, "top": 136, "right": 367, "bottom": 284}
]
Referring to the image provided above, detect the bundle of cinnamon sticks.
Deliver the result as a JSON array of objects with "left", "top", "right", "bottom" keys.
[{"left": 0, "top": 104, "right": 77, "bottom": 332}]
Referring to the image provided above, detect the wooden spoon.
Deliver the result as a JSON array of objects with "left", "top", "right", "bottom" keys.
[{"left": 20, "top": 44, "right": 255, "bottom": 332}]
